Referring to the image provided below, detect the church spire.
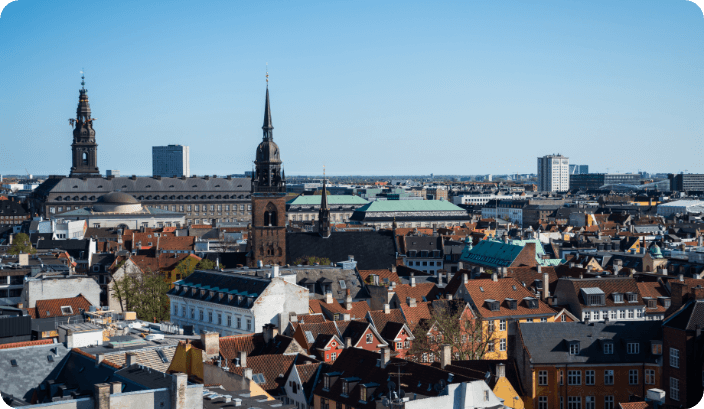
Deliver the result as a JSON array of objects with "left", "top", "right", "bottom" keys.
[
  {"left": 262, "top": 68, "right": 273, "bottom": 140},
  {"left": 69, "top": 71, "right": 100, "bottom": 178},
  {"left": 318, "top": 166, "right": 331, "bottom": 238}
]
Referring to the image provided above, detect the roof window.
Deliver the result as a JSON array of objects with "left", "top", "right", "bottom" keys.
[
  {"left": 485, "top": 299, "right": 500, "bottom": 311},
  {"left": 505, "top": 298, "right": 517, "bottom": 310},
  {"left": 60, "top": 306, "right": 73, "bottom": 315},
  {"left": 612, "top": 293, "right": 624, "bottom": 303}
]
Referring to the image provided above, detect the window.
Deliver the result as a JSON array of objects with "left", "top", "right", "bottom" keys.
[
  {"left": 181, "top": 306, "right": 186, "bottom": 317},
  {"left": 541, "top": 317, "right": 547, "bottom": 323},
  {"left": 567, "top": 371, "right": 581, "bottom": 385},
  {"left": 569, "top": 343, "right": 580, "bottom": 355},
  {"left": 500, "top": 319, "right": 506, "bottom": 331},
  {"left": 191, "top": 308, "right": 195, "bottom": 319},
  {"left": 670, "top": 348, "right": 680, "bottom": 368},
  {"left": 538, "top": 370, "right": 548, "bottom": 385},
  {"left": 217, "top": 313, "right": 222, "bottom": 325},
  {"left": 246, "top": 319, "right": 251, "bottom": 331},
  {"left": 366, "top": 334, "right": 373, "bottom": 344},
  {"left": 560, "top": 397, "right": 564, "bottom": 409},
  {"left": 645, "top": 369, "right": 655, "bottom": 385},
  {"left": 618, "top": 310, "right": 625, "bottom": 319},
  {"left": 538, "top": 397, "right": 548, "bottom": 409},
  {"left": 199, "top": 310, "right": 204, "bottom": 321},
  {"left": 60, "top": 306, "right": 73, "bottom": 315},
  {"left": 559, "top": 370, "right": 564, "bottom": 385},
  {"left": 610, "top": 310, "right": 617, "bottom": 320},
  {"left": 488, "top": 321, "right": 495, "bottom": 332},
  {"left": 405, "top": 340, "right": 410, "bottom": 349},
  {"left": 208, "top": 312, "right": 213, "bottom": 322},
  {"left": 499, "top": 338, "right": 506, "bottom": 351},
  {"left": 629, "top": 369, "right": 638, "bottom": 385},
  {"left": 637, "top": 309, "right": 643, "bottom": 318},
  {"left": 585, "top": 370, "right": 594, "bottom": 385},
  {"left": 227, "top": 315, "right": 232, "bottom": 327},
  {"left": 670, "top": 377, "right": 680, "bottom": 401},
  {"left": 237, "top": 317, "right": 241, "bottom": 328},
  {"left": 627, "top": 293, "right": 637, "bottom": 302},
  {"left": 627, "top": 309, "right": 634, "bottom": 319},
  {"left": 331, "top": 352, "right": 336, "bottom": 361},
  {"left": 604, "top": 396, "right": 614, "bottom": 409},
  {"left": 422, "top": 353, "right": 428, "bottom": 363},
  {"left": 627, "top": 343, "right": 639, "bottom": 354},
  {"left": 603, "top": 343, "right": 613, "bottom": 354},
  {"left": 342, "top": 382, "right": 348, "bottom": 395},
  {"left": 487, "top": 341, "right": 495, "bottom": 352},
  {"left": 585, "top": 396, "right": 594, "bottom": 409},
  {"left": 568, "top": 396, "right": 581, "bottom": 409},
  {"left": 323, "top": 376, "right": 330, "bottom": 390},
  {"left": 604, "top": 370, "right": 614, "bottom": 385}
]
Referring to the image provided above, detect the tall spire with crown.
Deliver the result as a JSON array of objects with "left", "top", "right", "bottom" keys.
[
  {"left": 318, "top": 166, "right": 331, "bottom": 238},
  {"left": 69, "top": 71, "right": 100, "bottom": 177},
  {"left": 253, "top": 69, "right": 284, "bottom": 193},
  {"left": 262, "top": 66, "right": 273, "bottom": 141}
]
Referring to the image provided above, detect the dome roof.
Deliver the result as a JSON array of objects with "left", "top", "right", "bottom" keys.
[
  {"left": 649, "top": 243, "right": 663, "bottom": 258},
  {"left": 97, "top": 192, "right": 140, "bottom": 205}
]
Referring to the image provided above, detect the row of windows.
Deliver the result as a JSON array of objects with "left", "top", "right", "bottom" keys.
[
  {"left": 53, "top": 194, "right": 250, "bottom": 201},
  {"left": 176, "top": 305, "right": 252, "bottom": 331},
  {"left": 539, "top": 395, "right": 614, "bottom": 409},
  {"left": 569, "top": 341, "right": 641, "bottom": 356},
  {"left": 582, "top": 309, "right": 643, "bottom": 321},
  {"left": 407, "top": 261, "right": 442, "bottom": 267},
  {"left": 487, "top": 320, "right": 507, "bottom": 332},
  {"left": 541, "top": 369, "right": 655, "bottom": 386}
]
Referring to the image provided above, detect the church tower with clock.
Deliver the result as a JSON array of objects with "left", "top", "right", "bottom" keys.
[
  {"left": 69, "top": 74, "right": 100, "bottom": 178},
  {"left": 249, "top": 83, "right": 287, "bottom": 267}
]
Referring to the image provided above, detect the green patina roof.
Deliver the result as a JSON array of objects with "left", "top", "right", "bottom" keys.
[
  {"left": 460, "top": 238, "right": 562, "bottom": 267},
  {"left": 287, "top": 195, "right": 369, "bottom": 205},
  {"left": 355, "top": 200, "right": 463, "bottom": 212}
]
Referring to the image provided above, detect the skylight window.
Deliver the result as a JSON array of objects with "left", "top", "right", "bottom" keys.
[
  {"left": 339, "top": 280, "right": 347, "bottom": 289},
  {"left": 10, "top": 359, "right": 18, "bottom": 367},
  {"left": 60, "top": 306, "right": 73, "bottom": 315}
]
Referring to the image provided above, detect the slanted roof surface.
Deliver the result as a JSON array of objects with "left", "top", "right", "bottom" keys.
[
  {"left": 288, "top": 195, "right": 368, "bottom": 205},
  {"left": 0, "top": 343, "right": 71, "bottom": 402},
  {"left": 286, "top": 231, "right": 396, "bottom": 270}
]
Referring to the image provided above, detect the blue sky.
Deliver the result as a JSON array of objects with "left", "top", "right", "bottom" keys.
[{"left": 1, "top": 0, "right": 703, "bottom": 176}]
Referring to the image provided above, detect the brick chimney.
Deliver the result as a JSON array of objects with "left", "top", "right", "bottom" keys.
[
  {"left": 384, "top": 304, "right": 390, "bottom": 314},
  {"left": 325, "top": 291, "right": 333, "bottom": 304},
  {"left": 238, "top": 351, "right": 247, "bottom": 368},
  {"left": 691, "top": 285, "right": 704, "bottom": 301},
  {"left": 410, "top": 273, "right": 416, "bottom": 287},
  {"left": 262, "top": 323, "right": 277, "bottom": 344},
  {"left": 407, "top": 297, "right": 417, "bottom": 308},
  {"left": 345, "top": 289, "right": 353, "bottom": 310},
  {"left": 200, "top": 331, "right": 219, "bottom": 359},
  {"left": 671, "top": 280, "right": 688, "bottom": 310}
]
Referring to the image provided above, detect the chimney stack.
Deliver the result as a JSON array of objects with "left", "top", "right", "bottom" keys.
[
  {"left": 126, "top": 352, "right": 138, "bottom": 367},
  {"left": 384, "top": 304, "right": 390, "bottom": 314},
  {"left": 407, "top": 297, "right": 417, "bottom": 308},
  {"left": 345, "top": 337, "right": 352, "bottom": 348},
  {"left": 491, "top": 272, "right": 498, "bottom": 282},
  {"left": 447, "top": 294, "right": 453, "bottom": 301},
  {"left": 380, "top": 346, "right": 391, "bottom": 369},
  {"left": 201, "top": 331, "right": 220, "bottom": 359},
  {"left": 462, "top": 272, "right": 468, "bottom": 284},
  {"left": 325, "top": 291, "right": 333, "bottom": 304},
  {"left": 262, "top": 324, "right": 277, "bottom": 344},
  {"left": 345, "top": 289, "right": 352, "bottom": 310},
  {"left": 440, "top": 344, "right": 451, "bottom": 369},
  {"left": 244, "top": 368, "right": 253, "bottom": 380},
  {"left": 496, "top": 363, "right": 506, "bottom": 378},
  {"left": 238, "top": 351, "right": 247, "bottom": 368},
  {"left": 542, "top": 272, "right": 550, "bottom": 301},
  {"left": 410, "top": 273, "right": 416, "bottom": 287}
]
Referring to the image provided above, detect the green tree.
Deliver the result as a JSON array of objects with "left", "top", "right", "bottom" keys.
[
  {"left": 8, "top": 233, "right": 36, "bottom": 255},
  {"left": 174, "top": 256, "right": 200, "bottom": 280},
  {"left": 293, "top": 256, "right": 332, "bottom": 266},
  {"left": 196, "top": 258, "right": 217, "bottom": 270},
  {"left": 112, "top": 270, "right": 170, "bottom": 322},
  {"left": 407, "top": 300, "right": 498, "bottom": 362}
]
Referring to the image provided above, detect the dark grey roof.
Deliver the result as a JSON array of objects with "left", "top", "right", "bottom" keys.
[
  {"left": 97, "top": 192, "right": 139, "bottom": 204},
  {"left": 0, "top": 343, "right": 71, "bottom": 402},
  {"left": 37, "top": 176, "right": 250, "bottom": 194},
  {"left": 294, "top": 268, "right": 365, "bottom": 300},
  {"left": 36, "top": 239, "right": 91, "bottom": 259},
  {"left": 518, "top": 321, "right": 662, "bottom": 364},
  {"left": 168, "top": 270, "right": 272, "bottom": 307},
  {"left": 286, "top": 231, "right": 397, "bottom": 270},
  {"left": 664, "top": 300, "right": 704, "bottom": 331}
]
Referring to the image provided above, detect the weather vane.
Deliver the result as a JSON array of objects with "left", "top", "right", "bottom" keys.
[{"left": 266, "top": 63, "right": 269, "bottom": 86}]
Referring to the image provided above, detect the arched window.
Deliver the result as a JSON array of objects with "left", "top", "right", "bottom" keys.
[
  {"left": 264, "top": 203, "right": 278, "bottom": 227},
  {"left": 82, "top": 152, "right": 88, "bottom": 165}
]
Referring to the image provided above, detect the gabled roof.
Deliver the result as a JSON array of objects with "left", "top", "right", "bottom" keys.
[
  {"left": 636, "top": 281, "right": 670, "bottom": 314},
  {"left": 663, "top": 300, "right": 704, "bottom": 331},
  {"left": 224, "top": 354, "right": 316, "bottom": 394},
  {"left": 293, "top": 321, "right": 340, "bottom": 350},
  {"left": 30, "top": 294, "right": 93, "bottom": 319},
  {"left": 366, "top": 309, "right": 406, "bottom": 336},
  {"left": 462, "top": 278, "right": 556, "bottom": 319},
  {"left": 400, "top": 301, "right": 433, "bottom": 330},
  {"left": 518, "top": 321, "right": 662, "bottom": 364},
  {"left": 358, "top": 269, "right": 401, "bottom": 286},
  {"left": 556, "top": 277, "right": 645, "bottom": 308},
  {"left": 219, "top": 333, "right": 299, "bottom": 360},
  {"left": 392, "top": 283, "right": 442, "bottom": 304},
  {"left": 434, "top": 358, "right": 525, "bottom": 397},
  {"left": 286, "top": 231, "right": 397, "bottom": 270}
]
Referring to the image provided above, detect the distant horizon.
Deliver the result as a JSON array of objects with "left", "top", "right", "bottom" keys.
[{"left": 1, "top": 0, "right": 703, "bottom": 176}]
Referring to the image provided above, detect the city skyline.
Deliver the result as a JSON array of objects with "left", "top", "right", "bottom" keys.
[{"left": 1, "top": 0, "right": 703, "bottom": 176}]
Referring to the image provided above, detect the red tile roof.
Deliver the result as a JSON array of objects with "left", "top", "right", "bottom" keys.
[
  {"left": 636, "top": 282, "right": 670, "bottom": 314},
  {"left": 392, "top": 282, "right": 441, "bottom": 304},
  {"left": 309, "top": 298, "right": 344, "bottom": 315},
  {"left": 366, "top": 309, "right": 406, "bottom": 336},
  {"left": 400, "top": 301, "right": 433, "bottom": 330},
  {"left": 561, "top": 277, "right": 645, "bottom": 309},
  {"left": 296, "top": 313, "right": 326, "bottom": 324},
  {"left": 618, "top": 402, "right": 652, "bottom": 409},
  {"left": 358, "top": 269, "right": 401, "bottom": 286},
  {"left": 0, "top": 339, "right": 54, "bottom": 349},
  {"left": 226, "top": 354, "right": 298, "bottom": 393},
  {"left": 462, "top": 278, "right": 557, "bottom": 319},
  {"left": 31, "top": 294, "right": 94, "bottom": 319}
]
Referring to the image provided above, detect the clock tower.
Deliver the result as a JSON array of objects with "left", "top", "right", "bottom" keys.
[
  {"left": 69, "top": 74, "right": 100, "bottom": 178},
  {"left": 249, "top": 84, "right": 287, "bottom": 266}
]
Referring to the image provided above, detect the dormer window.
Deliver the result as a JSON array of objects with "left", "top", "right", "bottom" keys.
[
  {"left": 505, "top": 298, "right": 517, "bottom": 310},
  {"left": 627, "top": 343, "right": 639, "bottom": 354},
  {"left": 323, "top": 376, "right": 330, "bottom": 390},
  {"left": 534, "top": 279, "right": 543, "bottom": 290},
  {"left": 626, "top": 292, "right": 638, "bottom": 303},
  {"left": 603, "top": 342, "right": 613, "bottom": 354},
  {"left": 646, "top": 298, "right": 657, "bottom": 309},
  {"left": 60, "top": 306, "right": 73, "bottom": 315},
  {"left": 342, "top": 381, "right": 349, "bottom": 395},
  {"left": 486, "top": 299, "right": 500, "bottom": 311},
  {"left": 568, "top": 341, "right": 580, "bottom": 355},
  {"left": 581, "top": 288, "right": 605, "bottom": 306},
  {"left": 523, "top": 297, "right": 538, "bottom": 309},
  {"left": 659, "top": 297, "right": 671, "bottom": 308},
  {"left": 613, "top": 293, "right": 624, "bottom": 303}
]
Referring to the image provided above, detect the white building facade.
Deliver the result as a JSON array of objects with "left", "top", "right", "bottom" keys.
[
  {"left": 152, "top": 145, "right": 190, "bottom": 177},
  {"left": 537, "top": 154, "right": 570, "bottom": 192},
  {"left": 167, "top": 267, "right": 308, "bottom": 336}
]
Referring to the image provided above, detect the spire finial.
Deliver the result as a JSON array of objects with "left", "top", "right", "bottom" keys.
[
  {"left": 80, "top": 69, "right": 85, "bottom": 90},
  {"left": 265, "top": 63, "right": 269, "bottom": 88}
]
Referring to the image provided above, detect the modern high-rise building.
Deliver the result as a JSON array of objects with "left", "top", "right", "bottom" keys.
[
  {"left": 569, "top": 164, "right": 589, "bottom": 175},
  {"left": 570, "top": 173, "right": 642, "bottom": 190},
  {"left": 152, "top": 145, "right": 190, "bottom": 177},
  {"left": 668, "top": 173, "right": 704, "bottom": 192},
  {"left": 537, "top": 154, "right": 569, "bottom": 192}
]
